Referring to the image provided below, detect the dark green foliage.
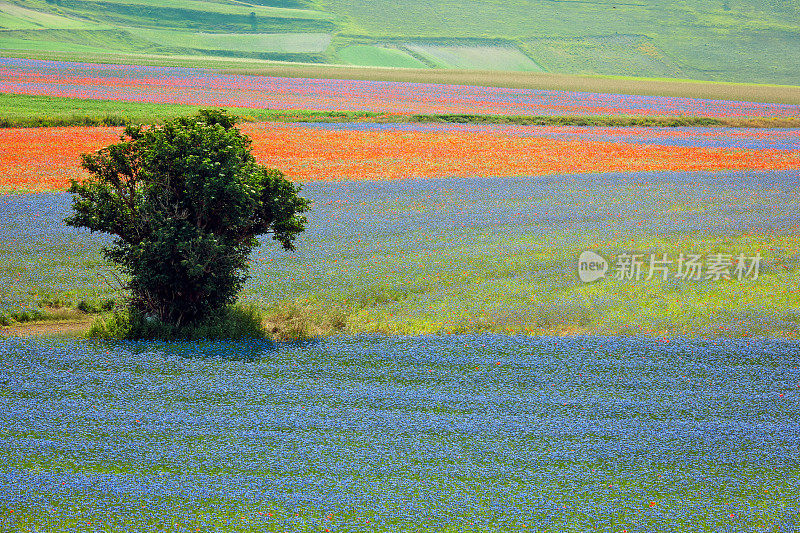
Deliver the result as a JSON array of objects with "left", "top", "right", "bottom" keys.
[
  {"left": 66, "top": 109, "right": 309, "bottom": 331},
  {"left": 76, "top": 299, "right": 115, "bottom": 313}
]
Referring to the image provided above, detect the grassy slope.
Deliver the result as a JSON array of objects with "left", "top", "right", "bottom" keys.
[
  {"left": 324, "top": 0, "right": 800, "bottom": 84},
  {"left": 124, "top": 27, "right": 332, "bottom": 53},
  {"left": 337, "top": 44, "right": 428, "bottom": 69},
  {"left": 2, "top": 0, "right": 800, "bottom": 83},
  {"left": 0, "top": 0, "right": 337, "bottom": 62},
  {"left": 0, "top": 0, "right": 98, "bottom": 29}
]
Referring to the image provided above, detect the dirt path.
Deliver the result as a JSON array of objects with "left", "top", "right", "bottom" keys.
[{"left": 0, "top": 319, "right": 92, "bottom": 338}]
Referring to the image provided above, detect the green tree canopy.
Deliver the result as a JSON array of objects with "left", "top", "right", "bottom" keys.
[{"left": 66, "top": 109, "right": 309, "bottom": 328}]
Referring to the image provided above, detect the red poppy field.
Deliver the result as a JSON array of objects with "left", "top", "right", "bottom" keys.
[{"left": 2, "top": 122, "right": 800, "bottom": 192}]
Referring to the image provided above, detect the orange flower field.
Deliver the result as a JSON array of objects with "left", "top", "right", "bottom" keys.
[{"left": 2, "top": 123, "right": 800, "bottom": 192}]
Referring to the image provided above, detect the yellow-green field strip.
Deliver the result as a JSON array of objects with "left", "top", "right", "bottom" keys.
[{"left": 2, "top": 93, "right": 799, "bottom": 128}]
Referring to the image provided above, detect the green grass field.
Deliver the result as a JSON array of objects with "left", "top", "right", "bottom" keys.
[
  {"left": 3, "top": 93, "right": 800, "bottom": 129},
  {"left": 403, "top": 44, "right": 543, "bottom": 71},
  {"left": 0, "top": 28, "right": 165, "bottom": 55},
  {"left": 523, "top": 35, "right": 685, "bottom": 79},
  {"left": 125, "top": 27, "right": 331, "bottom": 53},
  {"left": 2, "top": 0, "right": 800, "bottom": 84},
  {"left": 255, "top": 232, "right": 800, "bottom": 340},
  {"left": 324, "top": 0, "right": 800, "bottom": 84},
  {"left": 337, "top": 44, "right": 428, "bottom": 69},
  {"left": 0, "top": 93, "right": 400, "bottom": 127},
  {"left": 0, "top": 0, "right": 99, "bottom": 29}
]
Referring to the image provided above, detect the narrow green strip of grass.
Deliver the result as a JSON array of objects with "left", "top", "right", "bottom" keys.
[
  {"left": 2, "top": 93, "right": 799, "bottom": 128},
  {"left": 0, "top": 92, "right": 385, "bottom": 127}
]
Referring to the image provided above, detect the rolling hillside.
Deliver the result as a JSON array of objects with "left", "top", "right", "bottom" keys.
[{"left": 1, "top": 0, "right": 799, "bottom": 85}]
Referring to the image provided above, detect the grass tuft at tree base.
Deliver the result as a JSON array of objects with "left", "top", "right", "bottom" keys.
[
  {"left": 261, "top": 299, "right": 349, "bottom": 341},
  {"left": 88, "top": 303, "right": 268, "bottom": 340},
  {"left": 0, "top": 299, "right": 113, "bottom": 327}
]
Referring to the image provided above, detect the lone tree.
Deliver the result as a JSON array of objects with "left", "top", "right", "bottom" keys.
[{"left": 66, "top": 109, "right": 309, "bottom": 329}]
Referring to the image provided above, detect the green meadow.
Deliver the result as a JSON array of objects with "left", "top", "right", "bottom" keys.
[
  {"left": 3, "top": 93, "right": 800, "bottom": 128},
  {"left": 252, "top": 229, "right": 800, "bottom": 341},
  {"left": 0, "top": 92, "right": 392, "bottom": 127},
  {"left": 2, "top": 0, "right": 800, "bottom": 84}
]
